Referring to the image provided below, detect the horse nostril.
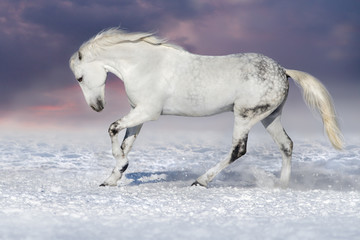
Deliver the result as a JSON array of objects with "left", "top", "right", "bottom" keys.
[
  {"left": 77, "top": 77, "right": 83, "bottom": 82},
  {"left": 96, "top": 99, "right": 104, "bottom": 111}
]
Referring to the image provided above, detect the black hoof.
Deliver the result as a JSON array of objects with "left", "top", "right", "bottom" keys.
[
  {"left": 191, "top": 181, "right": 206, "bottom": 187},
  {"left": 99, "top": 183, "right": 107, "bottom": 187}
]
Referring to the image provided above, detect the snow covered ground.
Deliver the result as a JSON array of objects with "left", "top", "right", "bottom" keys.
[{"left": 0, "top": 129, "right": 359, "bottom": 240}]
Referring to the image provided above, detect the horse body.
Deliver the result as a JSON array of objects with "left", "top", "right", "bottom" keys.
[
  {"left": 100, "top": 41, "right": 288, "bottom": 118},
  {"left": 160, "top": 53, "right": 288, "bottom": 118},
  {"left": 69, "top": 28, "right": 343, "bottom": 188}
]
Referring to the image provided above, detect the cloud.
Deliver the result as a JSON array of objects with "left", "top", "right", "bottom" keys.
[
  {"left": 0, "top": 78, "right": 130, "bottom": 131},
  {"left": 0, "top": 0, "right": 359, "bottom": 134},
  {"left": 327, "top": 23, "right": 359, "bottom": 60}
]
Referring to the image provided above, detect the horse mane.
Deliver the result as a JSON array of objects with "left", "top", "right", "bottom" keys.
[{"left": 79, "top": 28, "right": 184, "bottom": 54}]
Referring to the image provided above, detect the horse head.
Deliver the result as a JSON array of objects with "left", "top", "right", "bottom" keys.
[{"left": 69, "top": 50, "right": 106, "bottom": 112}]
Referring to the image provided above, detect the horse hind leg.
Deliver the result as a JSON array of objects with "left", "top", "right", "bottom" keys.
[
  {"left": 192, "top": 113, "right": 258, "bottom": 187},
  {"left": 192, "top": 136, "right": 248, "bottom": 187},
  {"left": 261, "top": 110, "right": 293, "bottom": 188}
]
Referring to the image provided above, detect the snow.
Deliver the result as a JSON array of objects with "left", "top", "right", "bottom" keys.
[{"left": 0, "top": 130, "right": 359, "bottom": 240}]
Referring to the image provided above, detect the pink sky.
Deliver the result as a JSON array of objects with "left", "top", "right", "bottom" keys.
[{"left": 0, "top": 0, "right": 358, "bottom": 135}]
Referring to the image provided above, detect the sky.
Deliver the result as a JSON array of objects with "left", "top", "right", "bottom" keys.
[{"left": 0, "top": 0, "right": 359, "bottom": 138}]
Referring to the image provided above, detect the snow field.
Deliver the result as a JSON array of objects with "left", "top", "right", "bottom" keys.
[{"left": 0, "top": 131, "right": 359, "bottom": 239}]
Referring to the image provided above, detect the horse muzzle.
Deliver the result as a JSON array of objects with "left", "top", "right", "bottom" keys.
[{"left": 90, "top": 98, "right": 105, "bottom": 112}]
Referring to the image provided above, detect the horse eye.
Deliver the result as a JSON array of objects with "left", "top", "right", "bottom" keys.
[
  {"left": 77, "top": 77, "right": 83, "bottom": 82},
  {"left": 78, "top": 52, "right": 82, "bottom": 60}
]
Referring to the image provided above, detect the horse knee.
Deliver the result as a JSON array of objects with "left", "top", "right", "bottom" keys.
[{"left": 108, "top": 122, "right": 120, "bottom": 136}]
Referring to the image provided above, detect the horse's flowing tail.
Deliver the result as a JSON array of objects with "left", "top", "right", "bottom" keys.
[{"left": 285, "top": 69, "right": 343, "bottom": 150}]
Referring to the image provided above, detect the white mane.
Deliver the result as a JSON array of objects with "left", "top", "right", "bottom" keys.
[{"left": 79, "top": 28, "right": 184, "bottom": 54}]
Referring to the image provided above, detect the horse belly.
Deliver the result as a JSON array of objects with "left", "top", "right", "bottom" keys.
[
  {"left": 162, "top": 87, "right": 236, "bottom": 117},
  {"left": 162, "top": 102, "right": 234, "bottom": 117}
]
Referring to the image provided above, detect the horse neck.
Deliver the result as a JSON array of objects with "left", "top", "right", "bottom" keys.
[{"left": 102, "top": 42, "right": 165, "bottom": 82}]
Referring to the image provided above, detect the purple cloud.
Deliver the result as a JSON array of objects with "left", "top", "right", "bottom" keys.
[{"left": 0, "top": 0, "right": 358, "bottom": 131}]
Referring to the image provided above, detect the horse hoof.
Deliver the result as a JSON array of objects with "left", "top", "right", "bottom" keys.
[
  {"left": 99, "top": 182, "right": 117, "bottom": 187},
  {"left": 191, "top": 181, "right": 206, "bottom": 187},
  {"left": 99, "top": 181, "right": 117, "bottom": 187}
]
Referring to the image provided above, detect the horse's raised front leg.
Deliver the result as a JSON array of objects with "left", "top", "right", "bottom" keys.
[
  {"left": 100, "top": 106, "right": 160, "bottom": 186},
  {"left": 100, "top": 124, "right": 143, "bottom": 186}
]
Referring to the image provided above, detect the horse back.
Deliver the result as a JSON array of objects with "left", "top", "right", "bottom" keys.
[{"left": 161, "top": 52, "right": 288, "bottom": 117}]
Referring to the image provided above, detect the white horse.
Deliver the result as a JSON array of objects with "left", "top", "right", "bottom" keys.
[{"left": 69, "top": 28, "right": 343, "bottom": 188}]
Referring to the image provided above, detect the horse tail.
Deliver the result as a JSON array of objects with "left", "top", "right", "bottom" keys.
[{"left": 285, "top": 69, "right": 343, "bottom": 150}]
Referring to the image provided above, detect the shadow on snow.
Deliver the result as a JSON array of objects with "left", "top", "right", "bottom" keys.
[{"left": 124, "top": 164, "right": 360, "bottom": 191}]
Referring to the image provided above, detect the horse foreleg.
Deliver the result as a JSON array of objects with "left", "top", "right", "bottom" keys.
[
  {"left": 100, "top": 107, "right": 159, "bottom": 187},
  {"left": 100, "top": 124, "right": 143, "bottom": 186}
]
